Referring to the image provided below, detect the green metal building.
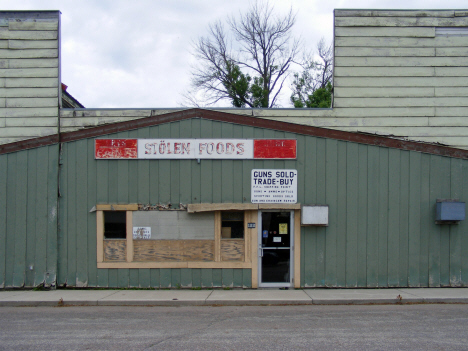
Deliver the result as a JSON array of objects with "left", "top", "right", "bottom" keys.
[{"left": 1, "top": 109, "right": 467, "bottom": 289}]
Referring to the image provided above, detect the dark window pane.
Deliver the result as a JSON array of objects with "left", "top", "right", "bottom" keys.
[
  {"left": 221, "top": 211, "right": 244, "bottom": 239},
  {"left": 104, "top": 211, "right": 126, "bottom": 239}
]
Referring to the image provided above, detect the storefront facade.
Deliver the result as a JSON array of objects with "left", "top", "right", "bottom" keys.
[{"left": 1, "top": 109, "right": 467, "bottom": 289}]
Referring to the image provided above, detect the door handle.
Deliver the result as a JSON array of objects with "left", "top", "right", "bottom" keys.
[{"left": 259, "top": 247, "right": 263, "bottom": 257}]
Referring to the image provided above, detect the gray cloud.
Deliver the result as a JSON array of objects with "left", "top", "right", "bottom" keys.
[{"left": 0, "top": 0, "right": 465, "bottom": 107}]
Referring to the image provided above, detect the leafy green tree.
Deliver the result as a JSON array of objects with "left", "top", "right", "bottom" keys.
[
  {"left": 188, "top": 1, "right": 300, "bottom": 108},
  {"left": 291, "top": 38, "right": 333, "bottom": 108}
]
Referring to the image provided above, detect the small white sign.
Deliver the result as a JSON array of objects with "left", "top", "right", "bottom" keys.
[
  {"left": 133, "top": 227, "right": 151, "bottom": 239},
  {"left": 273, "top": 237, "right": 281, "bottom": 243},
  {"left": 138, "top": 139, "right": 253, "bottom": 159},
  {"left": 251, "top": 169, "right": 297, "bottom": 203}
]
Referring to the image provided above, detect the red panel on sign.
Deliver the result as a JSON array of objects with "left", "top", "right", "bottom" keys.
[
  {"left": 95, "top": 139, "right": 138, "bottom": 159},
  {"left": 254, "top": 139, "right": 296, "bottom": 159}
]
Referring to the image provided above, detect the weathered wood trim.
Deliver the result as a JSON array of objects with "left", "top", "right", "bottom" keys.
[
  {"left": 294, "top": 209, "right": 301, "bottom": 289},
  {"left": 251, "top": 211, "right": 259, "bottom": 289},
  {"left": 214, "top": 211, "right": 221, "bottom": 262},
  {"left": 187, "top": 261, "right": 251, "bottom": 269},
  {"left": 97, "top": 261, "right": 252, "bottom": 269},
  {"left": 9, "top": 20, "right": 58, "bottom": 31},
  {"left": 126, "top": 211, "right": 133, "bottom": 262},
  {"left": 335, "top": 26, "right": 435, "bottom": 37},
  {"left": 335, "top": 56, "right": 468, "bottom": 67},
  {"left": 335, "top": 47, "right": 435, "bottom": 57},
  {"left": 335, "top": 66, "right": 435, "bottom": 77},
  {"left": 96, "top": 211, "right": 104, "bottom": 263},
  {"left": 335, "top": 16, "right": 468, "bottom": 27},
  {"left": 98, "top": 262, "right": 189, "bottom": 269},
  {"left": 95, "top": 204, "right": 138, "bottom": 211},
  {"left": 188, "top": 203, "right": 258, "bottom": 212},
  {"left": 244, "top": 211, "right": 251, "bottom": 263},
  {"left": 258, "top": 204, "right": 301, "bottom": 210},
  {"left": 334, "top": 10, "right": 456, "bottom": 17}
]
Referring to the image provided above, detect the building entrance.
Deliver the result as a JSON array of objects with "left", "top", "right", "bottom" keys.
[{"left": 258, "top": 211, "right": 294, "bottom": 287}]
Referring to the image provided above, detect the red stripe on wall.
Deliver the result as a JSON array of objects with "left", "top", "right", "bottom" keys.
[
  {"left": 95, "top": 139, "right": 138, "bottom": 159},
  {"left": 254, "top": 139, "right": 296, "bottom": 159}
]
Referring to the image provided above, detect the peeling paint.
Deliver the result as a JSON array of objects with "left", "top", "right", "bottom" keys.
[{"left": 49, "top": 205, "right": 57, "bottom": 220}]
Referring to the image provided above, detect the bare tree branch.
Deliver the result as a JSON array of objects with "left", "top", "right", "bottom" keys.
[
  {"left": 187, "top": 0, "right": 300, "bottom": 108},
  {"left": 290, "top": 38, "right": 334, "bottom": 108}
]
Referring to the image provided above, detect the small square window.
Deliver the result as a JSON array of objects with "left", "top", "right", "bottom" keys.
[
  {"left": 221, "top": 211, "right": 244, "bottom": 239},
  {"left": 104, "top": 211, "right": 127, "bottom": 239}
]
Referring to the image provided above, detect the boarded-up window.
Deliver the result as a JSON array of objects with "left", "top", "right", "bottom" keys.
[{"left": 132, "top": 211, "right": 215, "bottom": 240}]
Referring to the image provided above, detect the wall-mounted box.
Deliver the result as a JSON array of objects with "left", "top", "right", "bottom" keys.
[
  {"left": 301, "top": 205, "right": 328, "bottom": 226},
  {"left": 435, "top": 199, "right": 465, "bottom": 224}
]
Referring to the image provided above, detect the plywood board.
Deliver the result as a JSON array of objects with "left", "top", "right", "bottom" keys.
[
  {"left": 221, "top": 239, "right": 245, "bottom": 261},
  {"left": 103, "top": 240, "right": 126, "bottom": 262},
  {"left": 133, "top": 240, "right": 215, "bottom": 262}
]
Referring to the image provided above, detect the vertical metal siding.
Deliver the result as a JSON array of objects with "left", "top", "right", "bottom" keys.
[
  {"left": 56, "top": 119, "right": 468, "bottom": 288},
  {"left": 0, "top": 145, "right": 58, "bottom": 288}
]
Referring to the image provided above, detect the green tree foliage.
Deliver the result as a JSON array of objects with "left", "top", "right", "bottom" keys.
[
  {"left": 188, "top": 1, "right": 300, "bottom": 108},
  {"left": 290, "top": 38, "right": 333, "bottom": 108}
]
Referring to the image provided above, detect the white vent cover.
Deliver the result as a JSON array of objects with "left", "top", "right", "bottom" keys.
[{"left": 301, "top": 205, "right": 329, "bottom": 226}]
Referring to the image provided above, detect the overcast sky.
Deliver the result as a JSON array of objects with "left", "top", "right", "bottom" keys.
[{"left": 1, "top": 0, "right": 466, "bottom": 108}]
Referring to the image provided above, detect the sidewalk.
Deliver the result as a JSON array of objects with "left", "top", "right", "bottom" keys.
[{"left": 1, "top": 288, "right": 468, "bottom": 307}]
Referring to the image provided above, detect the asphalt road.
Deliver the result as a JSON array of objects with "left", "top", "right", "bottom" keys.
[{"left": 0, "top": 304, "right": 467, "bottom": 350}]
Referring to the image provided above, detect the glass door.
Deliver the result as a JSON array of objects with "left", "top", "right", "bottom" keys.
[{"left": 258, "top": 211, "right": 294, "bottom": 287}]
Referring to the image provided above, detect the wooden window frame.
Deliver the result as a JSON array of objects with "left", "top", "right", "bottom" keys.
[
  {"left": 97, "top": 206, "right": 253, "bottom": 269},
  {"left": 96, "top": 204, "right": 300, "bottom": 289}
]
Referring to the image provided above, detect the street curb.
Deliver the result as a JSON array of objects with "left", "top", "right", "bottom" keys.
[{"left": 1, "top": 298, "right": 468, "bottom": 307}]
